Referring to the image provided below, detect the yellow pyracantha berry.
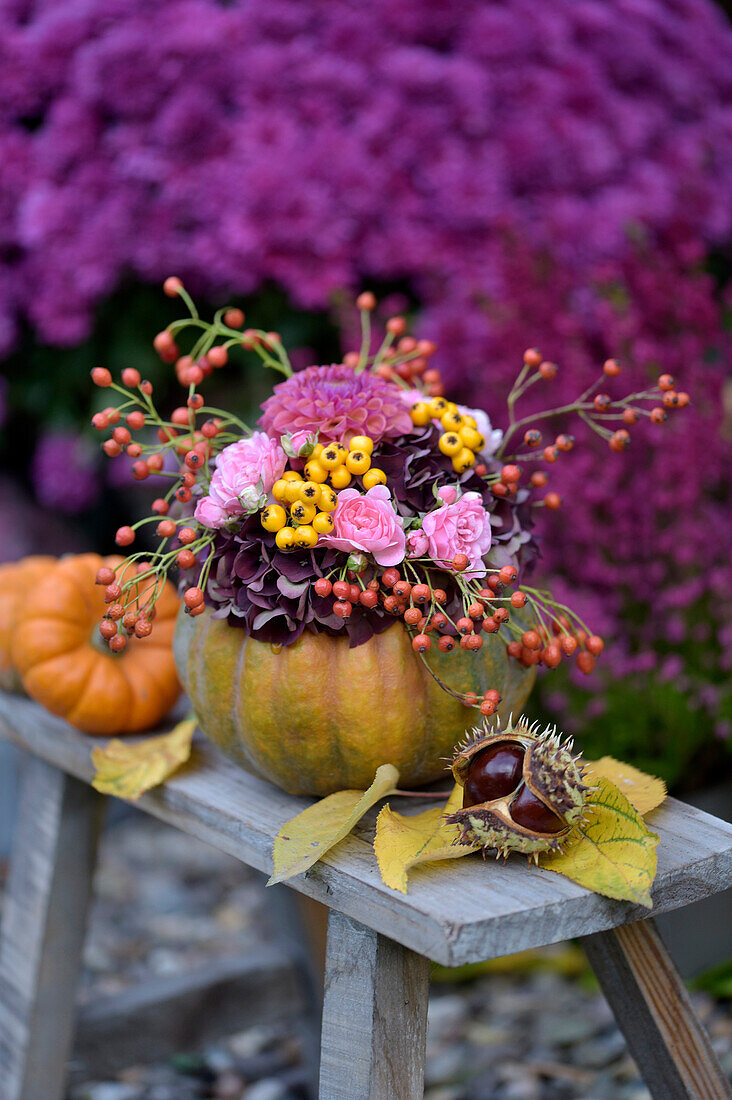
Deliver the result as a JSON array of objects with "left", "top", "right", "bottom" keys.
[
  {"left": 282, "top": 470, "right": 303, "bottom": 481},
  {"left": 462, "top": 414, "right": 477, "bottom": 429},
  {"left": 260, "top": 504, "right": 288, "bottom": 532},
  {"left": 345, "top": 450, "right": 371, "bottom": 475},
  {"left": 275, "top": 526, "right": 296, "bottom": 551},
  {"left": 452, "top": 447, "right": 476, "bottom": 473},
  {"left": 318, "top": 486, "right": 339, "bottom": 511},
  {"left": 298, "top": 481, "right": 321, "bottom": 503},
  {"left": 312, "top": 442, "right": 324, "bottom": 459},
  {"left": 428, "top": 397, "right": 448, "bottom": 416},
  {"left": 329, "top": 466, "right": 352, "bottom": 489},
  {"left": 459, "top": 426, "right": 485, "bottom": 452},
  {"left": 349, "top": 434, "right": 374, "bottom": 455},
  {"left": 290, "top": 501, "right": 316, "bottom": 525},
  {"left": 438, "top": 431, "right": 463, "bottom": 456},
  {"left": 321, "top": 445, "right": 345, "bottom": 470},
  {"left": 284, "top": 480, "right": 305, "bottom": 505},
  {"left": 272, "top": 479, "right": 289, "bottom": 503},
  {"left": 312, "top": 511, "right": 334, "bottom": 534},
  {"left": 441, "top": 409, "right": 464, "bottom": 431},
  {"left": 304, "top": 459, "right": 328, "bottom": 483},
  {"left": 362, "top": 467, "right": 387, "bottom": 488},
  {"left": 293, "top": 524, "right": 318, "bottom": 549},
  {"left": 410, "top": 402, "right": 433, "bottom": 427}
]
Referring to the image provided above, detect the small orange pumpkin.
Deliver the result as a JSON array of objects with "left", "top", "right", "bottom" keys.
[
  {"left": 0, "top": 556, "right": 56, "bottom": 693},
  {"left": 12, "top": 553, "right": 181, "bottom": 735}
]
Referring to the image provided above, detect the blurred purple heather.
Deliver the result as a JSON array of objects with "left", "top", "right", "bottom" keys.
[
  {"left": 1, "top": 0, "right": 731, "bottom": 752},
  {"left": 31, "top": 431, "right": 100, "bottom": 514}
]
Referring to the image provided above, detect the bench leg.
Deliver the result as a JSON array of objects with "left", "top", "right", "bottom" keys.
[
  {"left": 582, "top": 918, "right": 732, "bottom": 1100},
  {"left": 0, "top": 753, "right": 104, "bottom": 1100},
  {"left": 318, "top": 909, "right": 430, "bottom": 1100}
]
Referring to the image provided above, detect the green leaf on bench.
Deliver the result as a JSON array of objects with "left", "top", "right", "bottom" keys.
[
  {"left": 268, "top": 763, "right": 400, "bottom": 885},
  {"left": 539, "top": 777, "right": 659, "bottom": 907},
  {"left": 375, "top": 784, "right": 477, "bottom": 894},
  {"left": 91, "top": 716, "right": 196, "bottom": 800}
]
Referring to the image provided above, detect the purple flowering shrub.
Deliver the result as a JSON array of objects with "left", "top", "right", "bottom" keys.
[{"left": 1, "top": 0, "right": 731, "bottom": 777}]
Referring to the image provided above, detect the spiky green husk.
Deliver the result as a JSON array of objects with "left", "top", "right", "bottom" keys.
[{"left": 448, "top": 806, "right": 569, "bottom": 858}]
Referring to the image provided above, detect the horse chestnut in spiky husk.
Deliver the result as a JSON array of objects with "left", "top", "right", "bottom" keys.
[{"left": 446, "top": 716, "right": 591, "bottom": 861}]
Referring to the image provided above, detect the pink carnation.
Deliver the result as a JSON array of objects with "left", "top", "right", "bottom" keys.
[
  {"left": 421, "top": 491, "right": 492, "bottom": 577},
  {"left": 320, "top": 484, "right": 406, "bottom": 567},
  {"left": 208, "top": 432, "right": 286, "bottom": 516}
]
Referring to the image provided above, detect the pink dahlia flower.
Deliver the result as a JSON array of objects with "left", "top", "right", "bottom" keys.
[
  {"left": 259, "top": 364, "right": 412, "bottom": 445},
  {"left": 208, "top": 432, "right": 287, "bottom": 517},
  {"left": 320, "top": 484, "right": 406, "bottom": 567},
  {"left": 421, "top": 491, "right": 492, "bottom": 577}
]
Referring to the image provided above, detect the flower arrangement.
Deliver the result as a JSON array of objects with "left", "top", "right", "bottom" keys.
[{"left": 89, "top": 280, "right": 689, "bottom": 722}]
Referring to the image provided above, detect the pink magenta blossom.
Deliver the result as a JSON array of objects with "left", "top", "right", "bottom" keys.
[
  {"left": 421, "top": 491, "right": 492, "bottom": 577},
  {"left": 320, "top": 484, "right": 405, "bottom": 567},
  {"left": 407, "top": 530, "right": 429, "bottom": 557},
  {"left": 208, "top": 432, "right": 286, "bottom": 517},
  {"left": 194, "top": 495, "right": 228, "bottom": 529},
  {"left": 437, "top": 485, "right": 458, "bottom": 504}
]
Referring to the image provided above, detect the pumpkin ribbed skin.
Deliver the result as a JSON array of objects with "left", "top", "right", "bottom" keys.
[
  {"left": 174, "top": 608, "right": 536, "bottom": 795},
  {"left": 0, "top": 556, "right": 56, "bottom": 693},
  {"left": 12, "top": 554, "right": 181, "bottom": 735}
]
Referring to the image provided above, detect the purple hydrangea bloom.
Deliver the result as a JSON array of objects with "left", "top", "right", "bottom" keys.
[{"left": 31, "top": 430, "right": 100, "bottom": 514}]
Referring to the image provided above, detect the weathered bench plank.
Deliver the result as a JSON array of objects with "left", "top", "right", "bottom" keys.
[{"left": 1, "top": 692, "right": 731, "bottom": 967}]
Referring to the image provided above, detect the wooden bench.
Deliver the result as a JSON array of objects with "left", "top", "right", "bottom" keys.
[{"left": 0, "top": 691, "right": 731, "bottom": 1100}]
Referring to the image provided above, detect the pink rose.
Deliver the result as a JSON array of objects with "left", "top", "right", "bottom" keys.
[
  {"left": 320, "top": 484, "right": 406, "bottom": 567},
  {"left": 421, "top": 491, "right": 492, "bottom": 577},
  {"left": 208, "top": 432, "right": 286, "bottom": 516},
  {"left": 194, "top": 495, "right": 229, "bottom": 529},
  {"left": 407, "top": 530, "right": 429, "bottom": 557},
  {"left": 437, "top": 485, "right": 458, "bottom": 504}
]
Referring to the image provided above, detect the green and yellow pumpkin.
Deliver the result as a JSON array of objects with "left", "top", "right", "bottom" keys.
[{"left": 174, "top": 609, "right": 535, "bottom": 796}]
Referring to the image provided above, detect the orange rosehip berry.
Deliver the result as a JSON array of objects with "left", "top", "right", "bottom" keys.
[
  {"left": 560, "top": 634, "right": 578, "bottom": 656},
  {"left": 176, "top": 486, "right": 192, "bottom": 503},
  {"left": 147, "top": 453, "right": 164, "bottom": 472},
  {"left": 482, "top": 616, "right": 499, "bottom": 633},
  {"left": 333, "top": 600, "right": 352, "bottom": 619},
  {"left": 437, "top": 635, "right": 455, "bottom": 652},
  {"left": 500, "top": 465, "right": 521, "bottom": 483},
  {"left": 208, "top": 345, "right": 228, "bottom": 368},
  {"left": 357, "top": 291, "right": 376, "bottom": 311},
  {"left": 603, "top": 358, "right": 621, "bottom": 376},
  {"left": 134, "top": 618, "right": 153, "bottom": 638},
  {"left": 107, "top": 603, "right": 125, "bottom": 621},
  {"left": 115, "top": 526, "right": 135, "bottom": 547},
  {"left": 480, "top": 699, "right": 496, "bottom": 716},
  {"left": 411, "top": 584, "right": 431, "bottom": 604},
  {"left": 102, "top": 439, "right": 121, "bottom": 457},
  {"left": 530, "top": 470, "right": 547, "bottom": 488},
  {"left": 610, "top": 429, "right": 630, "bottom": 452},
  {"left": 523, "top": 348, "right": 542, "bottom": 368},
  {"left": 465, "top": 635, "right": 483, "bottom": 651},
  {"left": 493, "top": 609, "right": 510, "bottom": 626},
  {"left": 151, "top": 498, "right": 169, "bottom": 515},
  {"left": 577, "top": 651, "right": 595, "bottom": 675},
  {"left": 163, "top": 276, "right": 183, "bottom": 297},
  {"left": 452, "top": 553, "right": 470, "bottom": 572},
  {"left": 132, "top": 461, "right": 149, "bottom": 480},
  {"left": 492, "top": 482, "right": 508, "bottom": 497},
  {"left": 510, "top": 591, "right": 527, "bottom": 608},
  {"left": 95, "top": 567, "right": 116, "bottom": 586},
  {"left": 404, "top": 607, "right": 422, "bottom": 625},
  {"left": 359, "top": 590, "right": 378, "bottom": 609},
  {"left": 467, "top": 602, "right": 484, "bottom": 619},
  {"left": 586, "top": 634, "right": 604, "bottom": 656},
  {"left": 157, "top": 520, "right": 176, "bottom": 538},
  {"left": 544, "top": 492, "right": 562, "bottom": 510},
  {"left": 122, "top": 612, "right": 138, "bottom": 633},
  {"left": 622, "top": 408, "right": 639, "bottom": 425},
  {"left": 507, "top": 641, "right": 522, "bottom": 659},
  {"left": 177, "top": 549, "right": 196, "bottom": 569},
  {"left": 521, "top": 630, "right": 541, "bottom": 650},
  {"left": 126, "top": 410, "right": 145, "bottom": 431},
  {"left": 524, "top": 429, "right": 542, "bottom": 447},
  {"left": 121, "top": 368, "right": 141, "bottom": 388},
  {"left": 658, "top": 374, "right": 675, "bottom": 391},
  {"left": 178, "top": 527, "right": 196, "bottom": 545},
  {"left": 539, "top": 360, "right": 557, "bottom": 380},
  {"left": 189, "top": 604, "right": 206, "bottom": 617},
  {"left": 386, "top": 316, "right": 407, "bottom": 336},
  {"left": 381, "top": 568, "right": 400, "bottom": 588},
  {"left": 662, "top": 390, "right": 679, "bottom": 408},
  {"left": 541, "top": 645, "right": 562, "bottom": 668},
  {"left": 594, "top": 394, "right": 611, "bottom": 411},
  {"left": 433, "top": 588, "right": 447, "bottom": 604},
  {"left": 676, "top": 391, "right": 690, "bottom": 407},
  {"left": 187, "top": 394, "right": 204, "bottom": 411},
  {"left": 456, "top": 617, "right": 474, "bottom": 635},
  {"left": 555, "top": 434, "right": 574, "bottom": 452},
  {"left": 393, "top": 580, "right": 412, "bottom": 599},
  {"left": 153, "top": 330, "right": 175, "bottom": 355},
  {"left": 224, "top": 308, "right": 245, "bottom": 329},
  {"left": 499, "top": 565, "right": 517, "bottom": 586},
  {"left": 104, "top": 583, "right": 122, "bottom": 603},
  {"left": 184, "top": 587, "right": 204, "bottom": 609},
  {"left": 91, "top": 367, "right": 112, "bottom": 387},
  {"left": 650, "top": 407, "right": 667, "bottom": 424},
  {"left": 109, "top": 634, "right": 127, "bottom": 653},
  {"left": 99, "top": 620, "right": 117, "bottom": 640},
  {"left": 140, "top": 380, "right": 153, "bottom": 396}
]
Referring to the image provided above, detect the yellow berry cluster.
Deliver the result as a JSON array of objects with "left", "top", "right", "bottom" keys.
[
  {"left": 409, "top": 398, "right": 485, "bottom": 474},
  {"left": 262, "top": 435, "right": 387, "bottom": 551},
  {"left": 304, "top": 435, "right": 387, "bottom": 491}
]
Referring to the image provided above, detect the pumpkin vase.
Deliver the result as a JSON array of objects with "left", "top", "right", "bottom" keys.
[{"left": 174, "top": 608, "right": 536, "bottom": 796}]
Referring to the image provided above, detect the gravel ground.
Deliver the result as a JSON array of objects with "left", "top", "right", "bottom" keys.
[{"left": 2, "top": 811, "right": 730, "bottom": 1100}]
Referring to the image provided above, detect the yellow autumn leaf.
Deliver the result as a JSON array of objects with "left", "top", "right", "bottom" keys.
[
  {"left": 267, "top": 763, "right": 400, "bottom": 886},
  {"left": 585, "top": 756, "right": 666, "bottom": 816},
  {"left": 375, "top": 783, "right": 479, "bottom": 894},
  {"left": 91, "top": 716, "right": 196, "bottom": 800},
  {"left": 539, "top": 777, "right": 659, "bottom": 907}
]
